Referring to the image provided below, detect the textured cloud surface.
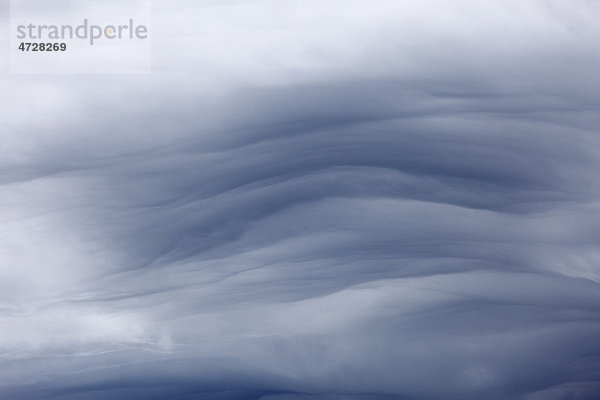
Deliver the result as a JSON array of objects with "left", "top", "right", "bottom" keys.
[{"left": 1, "top": 1, "right": 600, "bottom": 399}]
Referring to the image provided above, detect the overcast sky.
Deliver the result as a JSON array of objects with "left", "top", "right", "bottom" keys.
[{"left": 1, "top": 1, "right": 600, "bottom": 399}]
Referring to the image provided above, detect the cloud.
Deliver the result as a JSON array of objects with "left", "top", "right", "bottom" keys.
[{"left": 1, "top": 0, "right": 599, "bottom": 399}]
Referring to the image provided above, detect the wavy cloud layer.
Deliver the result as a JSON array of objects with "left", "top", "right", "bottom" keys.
[{"left": 1, "top": 1, "right": 600, "bottom": 399}]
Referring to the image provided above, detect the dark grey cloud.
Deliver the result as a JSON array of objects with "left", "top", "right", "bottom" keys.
[{"left": 1, "top": 1, "right": 600, "bottom": 399}]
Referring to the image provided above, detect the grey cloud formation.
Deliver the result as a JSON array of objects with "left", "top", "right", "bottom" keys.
[{"left": 1, "top": 0, "right": 600, "bottom": 399}]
